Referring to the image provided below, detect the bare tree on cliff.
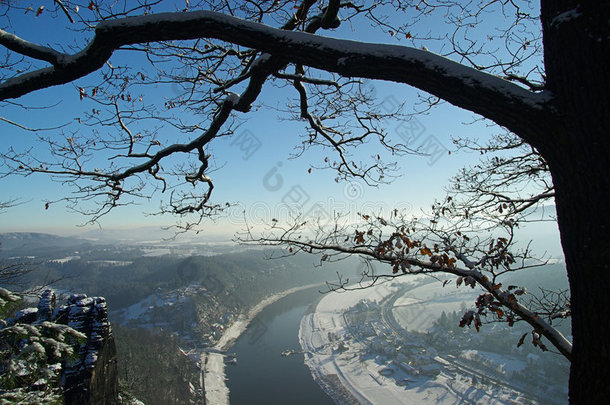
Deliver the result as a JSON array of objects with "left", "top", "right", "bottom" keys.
[{"left": 0, "top": 1, "right": 607, "bottom": 402}]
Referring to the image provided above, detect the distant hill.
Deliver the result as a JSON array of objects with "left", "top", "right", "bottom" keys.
[
  {"left": 77, "top": 226, "right": 233, "bottom": 244},
  {"left": 0, "top": 232, "right": 94, "bottom": 253},
  {"left": 504, "top": 262, "right": 569, "bottom": 292}
]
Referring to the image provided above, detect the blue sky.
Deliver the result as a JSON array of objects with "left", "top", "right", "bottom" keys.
[
  {"left": 0, "top": 81, "right": 479, "bottom": 232},
  {"left": 0, "top": 1, "right": 562, "bottom": 257}
]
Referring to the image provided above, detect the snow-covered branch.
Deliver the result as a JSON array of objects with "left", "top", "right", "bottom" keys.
[
  {"left": 0, "top": 10, "right": 555, "bottom": 146},
  {"left": 0, "top": 30, "right": 66, "bottom": 66}
]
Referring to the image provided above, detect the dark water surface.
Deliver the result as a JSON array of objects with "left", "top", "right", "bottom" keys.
[{"left": 226, "top": 287, "right": 335, "bottom": 405}]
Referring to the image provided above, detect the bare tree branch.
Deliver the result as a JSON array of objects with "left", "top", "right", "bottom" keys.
[
  {"left": 0, "top": 10, "right": 555, "bottom": 149},
  {"left": 238, "top": 208, "right": 572, "bottom": 360}
]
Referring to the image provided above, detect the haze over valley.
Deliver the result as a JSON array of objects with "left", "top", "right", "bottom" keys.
[{"left": 0, "top": 231, "right": 569, "bottom": 404}]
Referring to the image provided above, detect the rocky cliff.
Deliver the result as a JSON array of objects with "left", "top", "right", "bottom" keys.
[{"left": 14, "top": 290, "right": 119, "bottom": 405}]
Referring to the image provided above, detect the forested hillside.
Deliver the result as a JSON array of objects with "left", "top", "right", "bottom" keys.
[{"left": 1, "top": 234, "right": 356, "bottom": 404}]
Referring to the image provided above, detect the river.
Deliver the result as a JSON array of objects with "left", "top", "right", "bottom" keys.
[{"left": 226, "top": 286, "right": 335, "bottom": 405}]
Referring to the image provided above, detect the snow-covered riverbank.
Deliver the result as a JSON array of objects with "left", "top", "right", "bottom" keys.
[
  {"left": 299, "top": 277, "right": 542, "bottom": 404},
  {"left": 202, "top": 283, "right": 324, "bottom": 405},
  {"left": 299, "top": 279, "right": 410, "bottom": 405}
]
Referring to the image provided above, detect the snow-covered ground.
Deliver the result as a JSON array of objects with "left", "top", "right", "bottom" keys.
[
  {"left": 86, "top": 259, "right": 132, "bottom": 266},
  {"left": 48, "top": 255, "right": 80, "bottom": 263},
  {"left": 299, "top": 277, "right": 541, "bottom": 404},
  {"left": 112, "top": 286, "right": 195, "bottom": 326},
  {"left": 115, "top": 293, "right": 190, "bottom": 325},
  {"left": 392, "top": 280, "right": 480, "bottom": 332}
]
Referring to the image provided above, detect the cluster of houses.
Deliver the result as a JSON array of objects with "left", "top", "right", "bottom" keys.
[
  {"left": 344, "top": 299, "right": 442, "bottom": 382},
  {"left": 200, "top": 312, "right": 234, "bottom": 346}
]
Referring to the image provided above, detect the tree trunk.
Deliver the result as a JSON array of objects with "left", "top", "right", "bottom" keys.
[
  {"left": 540, "top": 1, "right": 610, "bottom": 402},
  {"left": 551, "top": 156, "right": 610, "bottom": 403}
]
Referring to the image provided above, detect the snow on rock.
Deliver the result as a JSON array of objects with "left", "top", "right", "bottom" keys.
[
  {"left": 14, "top": 307, "right": 38, "bottom": 324},
  {"left": 37, "top": 289, "right": 56, "bottom": 321},
  {"left": 56, "top": 292, "right": 119, "bottom": 404},
  {"left": 2, "top": 289, "right": 120, "bottom": 404}
]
